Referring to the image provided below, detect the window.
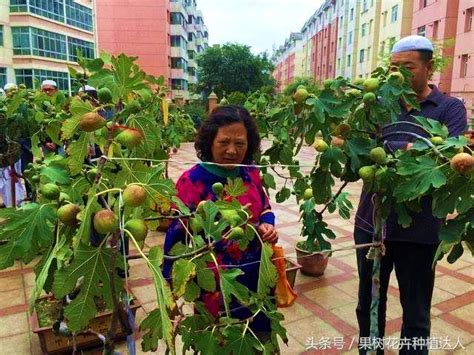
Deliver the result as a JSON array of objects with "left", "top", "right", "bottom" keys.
[
  {"left": 170, "top": 12, "right": 185, "bottom": 25},
  {"left": 170, "top": 35, "right": 187, "bottom": 49},
  {"left": 361, "top": 23, "right": 367, "bottom": 37},
  {"left": 0, "top": 68, "right": 7, "bottom": 88},
  {"left": 65, "top": 0, "right": 93, "bottom": 32},
  {"left": 348, "top": 31, "right": 353, "bottom": 44},
  {"left": 337, "top": 58, "right": 341, "bottom": 70},
  {"left": 188, "top": 67, "right": 196, "bottom": 76},
  {"left": 433, "top": 20, "right": 439, "bottom": 39},
  {"left": 362, "top": 0, "right": 368, "bottom": 12},
  {"left": 0, "top": 25, "right": 3, "bottom": 47},
  {"left": 171, "top": 57, "right": 188, "bottom": 71},
  {"left": 369, "top": 19, "right": 373, "bottom": 34},
  {"left": 420, "top": 0, "right": 428, "bottom": 9},
  {"left": 15, "top": 68, "right": 69, "bottom": 90},
  {"left": 188, "top": 15, "right": 193, "bottom": 24},
  {"left": 460, "top": 54, "right": 469, "bottom": 78},
  {"left": 338, "top": 37, "right": 342, "bottom": 48},
  {"left": 10, "top": 0, "right": 28, "bottom": 12},
  {"left": 367, "top": 46, "right": 371, "bottom": 60},
  {"left": 171, "top": 79, "right": 188, "bottom": 91},
  {"left": 15, "top": 69, "right": 34, "bottom": 88},
  {"left": 347, "top": 54, "right": 351, "bottom": 66},
  {"left": 29, "top": 0, "right": 64, "bottom": 22},
  {"left": 360, "top": 49, "right": 365, "bottom": 63},
  {"left": 383, "top": 11, "right": 388, "bottom": 27},
  {"left": 187, "top": 50, "right": 195, "bottom": 59},
  {"left": 391, "top": 5, "right": 398, "bottom": 23},
  {"left": 466, "top": 8, "right": 473, "bottom": 32},
  {"left": 350, "top": 8, "right": 354, "bottom": 21},
  {"left": 340, "top": 16, "right": 343, "bottom": 29},
  {"left": 31, "top": 27, "right": 67, "bottom": 59},
  {"left": 12, "top": 27, "right": 32, "bottom": 55},
  {"left": 388, "top": 37, "right": 396, "bottom": 51},
  {"left": 380, "top": 41, "right": 385, "bottom": 56},
  {"left": 187, "top": 32, "right": 195, "bottom": 42},
  {"left": 418, "top": 25, "right": 426, "bottom": 37},
  {"left": 68, "top": 37, "right": 95, "bottom": 62}
]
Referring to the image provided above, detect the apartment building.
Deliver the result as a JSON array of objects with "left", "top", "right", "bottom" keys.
[
  {"left": 335, "top": 0, "right": 349, "bottom": 78},
  {"left": 96, "top": 0, "right": 209, "bottom": 99},
  {"left": 451, "top": 0, "right": 474, "bottom": 115},
  {"left": 0, "top": 0, "right": 96, "bottom": 91},
  {"left": 272, "top": 32, "right": 304, "bottom": 92}
]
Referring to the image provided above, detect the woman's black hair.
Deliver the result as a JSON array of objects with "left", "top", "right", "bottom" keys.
[{"left": 195, "top": 105, "right": 261, "bottom": 164}]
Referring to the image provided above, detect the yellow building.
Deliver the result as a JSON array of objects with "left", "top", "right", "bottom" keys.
[
  {"left": 377, "top": 0, "right": 413, "bottom": 64},
  {"left": 355, "top": 0, "right": 382, "bottom": 78},
  {"left": 0, "top": 0, "right": 96, "bottom": 91}
]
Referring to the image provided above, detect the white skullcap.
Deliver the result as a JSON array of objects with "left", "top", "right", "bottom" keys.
[
  {"left": 41, "top": 80, "right": 57, "bottom": 88},
  {"left": 78, "top": 85, "right": 97, "bottom": 92},
  {"left": 391, "top": 35, "right": 434, "bottom": 54},
  {"left": 3, "top": 83, "right": 18, "bottom": 91}
]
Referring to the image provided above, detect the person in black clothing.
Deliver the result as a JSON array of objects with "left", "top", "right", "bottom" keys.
[{"left": 354, "top": 36, "right": 467, "bottom": 355}]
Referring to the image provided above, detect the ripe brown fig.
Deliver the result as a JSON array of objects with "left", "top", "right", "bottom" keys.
[
  {"left": 79, "top": 112, "right": 106, "bottom": 132},
  {"left": 123, "top": 184, "right": 147, "bottom": 207},
  {"left": 57, "top": 204, "right": 81, "bottom": 225},
  {"left": 331, "top": 136, "right": 345, "bottom": 148},
  {"left": 450, "top": 152, "right": 474, "bottom": 175},
  {"left": 334, "top": 122, "right": 352, "bottom": 138},
  {"left": 93, "top": 209, "right": 118, "bottom": 234},
  {"left": 116, "top": 128, "right": 143, "bottom": 148},
  {"left": 124, "top": 219, "right": 148, "bottom": 241}
]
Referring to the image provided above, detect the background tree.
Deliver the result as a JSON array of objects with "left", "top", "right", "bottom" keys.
[{"left": 196, "top": 43, "right": 275, "bottom": 98}]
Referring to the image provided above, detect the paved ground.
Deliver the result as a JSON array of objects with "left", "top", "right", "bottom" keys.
[{"left": 0, "top": 142, "right": 472, "bottom": 354}]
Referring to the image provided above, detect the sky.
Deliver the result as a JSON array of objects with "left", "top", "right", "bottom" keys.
[{"left": 197, "top": 0, "right": 324, "bottom": 55}]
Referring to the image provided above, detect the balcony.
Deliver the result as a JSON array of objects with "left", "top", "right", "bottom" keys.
[
  {"left": 170, "top": 1, "right": 188, "bottom": 17},
  {"left": 171, "top": 47, "right": 188, "bottom": 58},
  {"left": 170, "top": 24, "right": 187, "bottom": 37},
  {"left": 196, "top": 36, "right": 203, "bottom": 46},
  {"left": 171, "top": 68, "right": 189, "bottom": 81},
  {"left": 186, "top": 23, "right": 196, "bottom": 32},
  {"left": 188, "top": 59, "right": 196, "bottom": 67},
  {"left": 187, "top": 41, "right": 196, "bottom": 51}
]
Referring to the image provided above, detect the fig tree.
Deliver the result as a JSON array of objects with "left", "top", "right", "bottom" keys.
[
  {"left": 430, "top": 136, "right": 444, "bottom": 145},
  {"left": 211, "top": 182, "right": 224, "bottom": 195},
  {"left": 228, "top": 226, "right": 245, "bottom": 239},
  {"left": 123, "top": 184, "right": 147, "bottom": 207},
  {"left": 93, "top": 209, "right": 118, "bottom": 234},
  {"left": 40, "top": 183, "right": 60, "bottom": 200},
  {"left": 369, "top": 147, "right": 387, "bottom": 165},
  {"left": 303, "top": 188, "right": 313, "bottom": 200},
  {"left": 127, "top": 100, "right": 141, "bottom": 114},
  {"left": 57, "top": 204, "right": 81, "bottom": 225},
  {"left": 334, "top": 122, "right": 352, "bottom": 138},
  {"left": 313, "top": 139, "right": 329, "bottom": 152},
  {"left": 116, "top": 129, "right": 143, "bottom": 149},
  {"left": 358, "top": 166, "right": 376, "bottom": 183},
  {"left": 363, "top": 92, "right": 376, "bottom": 104},
  {"left": 450, "top": 152, "right": 474, "bottom": 175},
  {"left": 97, "top": 87, "right": 113, "bottom": 104},
  {"left": 293, "top": 88, "right": 309, "bottom": 104},
  {"left": 79, "top": 112, "right": 106, "bottom": 132},
  {"left": 363, "top": 78, "right": 380, "bottom": 92},
  {"left": 124, "top": 219, "right": 148, "bottom": 241}
]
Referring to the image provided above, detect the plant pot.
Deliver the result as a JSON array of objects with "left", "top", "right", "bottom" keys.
[
  {"left": 295, "top": 246, "right": 329, "bottom": 276},
  {"left": 285, "top": 258, "right": 301, "bottom": 288},
  {"left": 31, "top": 295, "right": 140, "bottom": 354}
]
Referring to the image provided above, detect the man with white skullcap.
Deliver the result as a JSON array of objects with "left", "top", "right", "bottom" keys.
[
  {"left": 3, "top": 83, "right": 18, "bottom": 98},
  {"left": 41, "top": 79, "right": 58, "bottom": 96},
  {"left": 354, "top": 35, "right": 467, "bottom": 355}
]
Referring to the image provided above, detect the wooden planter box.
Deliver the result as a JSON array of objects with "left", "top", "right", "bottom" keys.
[
  {"left": 31, "top": 295, "right": 140, "bottom": 354},
  {"left": 285, "top": 258, "right": 301, "bottom": 288}
]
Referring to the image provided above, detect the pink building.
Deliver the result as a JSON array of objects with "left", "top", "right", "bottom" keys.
[
  {"left": 411, "top": 0, "right": 461, "bottom": 94},
  {"left": 96, "top": 0, "right": 209, "bottom": 99},
  {"left": 451, "top": 0, "right": 474, "bottom": 120},
  {"left": 96, "top": 0, "right": 171, "bottom": 82}
]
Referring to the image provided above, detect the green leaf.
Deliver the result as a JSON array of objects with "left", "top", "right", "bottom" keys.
[
  {"left": 41, "top": 164, "right": 70, "bottom": 184},
  {"left": 172, "top": 259, "right": 196, "bottom": 297},
  {"left": 263, "top": 173, "right": 276, "bottom": 189},
  {"left": 67, "top": 133, "right": 90, "bottom": 175},
  {"left": 226, "top": 177, "right": 249, "bottom": 198},
  {"left": 183, "top": 281, "right": 201, "bottom": 302},
  {"left": 447, "top": 243, "right": 464, "bottom": 264},
  {"left": 202, "top": 201, "right": 228, "bottom": 241},
  {"left": 394, "top": 156, "right": 446, "bottom": 201},
  {"left": 432, "top": 176, "right": 474, "bottom": 218},
  {"left": 140, "top": 309, "right": 164, "bottom": 352},
  {"left": 220, "top": 268, "right": 250, "bottom": 314},
  {"left": 52, "top": 243, "right": 124, "bottom": 331},
  {"left": 275, "top": 187, "right": 291, "bottom": 203},
  {"left": 394, "top": 203, "right": 412, "bottom": 228},
  {"left": 334, "top": 192, "right": 353, "bottom": 220},
  {"left": 311, "top": 168, "right": 334, "bottom": 204},
  {"left": 73, "top": 187, "right": 100, "bottom": 248},
  {"left": 439, "top": 218, "right": 467, "bottom": 243},
  {"left": 257, "top": 243, "right": 277, "bottom": 295},
  {"left": 196, "top": 259, "right": 216, "bottom": 292},
  {"left": 0, "top": 203, "right": 57, "bottom": 269},
  {"left": 222, "top": 326, "right": 263, "bottom": 354},
  {"left": 86, "top": 58, "right": 104, "bottom": 72}
]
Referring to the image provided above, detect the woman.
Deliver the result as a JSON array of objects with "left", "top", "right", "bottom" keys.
[{"left": 163, "top": 105, "right": 278, "bottom": 337}]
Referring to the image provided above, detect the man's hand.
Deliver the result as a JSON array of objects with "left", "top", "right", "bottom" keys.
[{"left": 257, "top": 223, "right": 278, "bottom": 244}]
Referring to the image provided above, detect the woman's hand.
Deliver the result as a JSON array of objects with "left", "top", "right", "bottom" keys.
[{"left": 258, "top": 223, "right": 278, "bottom": 244}]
